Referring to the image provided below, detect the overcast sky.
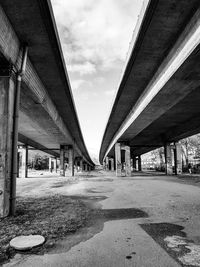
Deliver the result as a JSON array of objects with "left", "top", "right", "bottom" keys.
[{"left": 51, "top": 0, "right": 143, "bottom": 159}]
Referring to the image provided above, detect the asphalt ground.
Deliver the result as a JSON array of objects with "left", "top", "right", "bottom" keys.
[{"left": 4, "top": 170, "right": 200, "bottom": 267}]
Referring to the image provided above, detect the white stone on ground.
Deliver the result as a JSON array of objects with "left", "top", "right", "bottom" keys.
[{"left": 10, "top": 235, "right": 45, "bottom": 250}]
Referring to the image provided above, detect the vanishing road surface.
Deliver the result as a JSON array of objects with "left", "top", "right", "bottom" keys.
[{"left": 5, "top": 170, "right": 200, "bottom": 267}]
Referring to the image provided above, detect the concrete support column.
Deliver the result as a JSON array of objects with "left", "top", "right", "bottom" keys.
[
  {"left": 0, "top": 76, "right": 15, "bottom": 217},
  {"left": 115, "top": 143, "right": 122, "bottom": 176},
  {"left": 68, "top": 146, "right": 74, "bottom": 177},
  {"left": 103, "top": 160, "right": 106, "bottom": 170},
  {"left": 80, "top": 158, "right": 83, "bottom": 172},
  {"left": 133, "top": 157, "right": 136, "bottom": 170},
  {"left": 55, "top": 158, "right": 58, "bottom": 173},
  {"left": 174, "top": 143, "right": 182, "bottom": 175},
  {"left": 164, "top": 143, "right": 173, "bottom": 175},
  {"left": 110, "top": 158, "right": 114, "bottom": 171},
  {"left": 125, "top": 145, "right": 131, "bottom": 176},
  {"left": 83, "top": 162, "right": 85, "bottom": 171},
  {"left": 60, "top": 145, "right": 65, "bottom": 176},
  {"left": 21, "top": 145, "right": 28, "bottom": 178},
  {"left": 49, "top": 157, "right": 52, "bottom": 173},
  {"left": 105, "top": 157, "right": 109, "bottom": 171},
  {"left": 138, "top": 155, "right": 142, "bottom": 171}
]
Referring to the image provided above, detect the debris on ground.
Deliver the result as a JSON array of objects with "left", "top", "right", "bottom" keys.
[{"left": 10, "top": 235, "right": 45, "bottom": 251}]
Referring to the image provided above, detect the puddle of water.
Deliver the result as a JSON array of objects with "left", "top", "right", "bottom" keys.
[
  {"left": 141, "top": 222, "right": 200, "bottom": 267},
  {"left": 101, "top": 208, "right": 148, "bottom": 220},
  {"left": 164, "top": 235, "right": 187, "bottom": 249},
  {"left": 180, "top": 244, "right": 200, "bottom": 266},
  {"left": 165, "top": 235, "right": 200, "bottom": 266}
]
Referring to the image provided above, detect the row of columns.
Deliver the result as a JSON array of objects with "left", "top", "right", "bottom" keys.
[
  {"left": 59, "top": 145, "right": 92, "bottom": 177},
  {"left": 104, "top": 142, "right": 182, "bottom": 177},
  {"left": 165, "top": 142, "right": 182, "bottom": 175},
  {"left": 0, "top": 56, "right": 92, "bottom": 218},
  {"left": 16, "top": 145, "right": 92, "bottom": 178}
]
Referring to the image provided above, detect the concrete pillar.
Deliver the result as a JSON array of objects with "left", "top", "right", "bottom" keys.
[
  {"left": 115, "top": 143, "right": 122, "bottom": 176},
  {"left": 74, "top": 158, "right": 78, "bottom": 172},
  {"left": 68, "top": 146, "right": 74, "bottom": 177},
  {"left": 80, "top": 158, "right": 83, "bottom": 172},
  {"left": 138, "top": 155, "right": 142, "bottom": 171},
  {"left": 174, "top": 143, "right": 182, "bottom": 175},
  {"left": 103, "top": 160, "right": 106, "bottom": 170},
  {"left": 84, "top": 163, "right": 87, "bottom": 171},
  {"left": 0, "top": 75, "right": 15, "bottom": 217},
  {"left": 21, "top": 145, "right": 28, "bottom": 178},
  {"left": 110, "top": 158, "right": 114, "bottom": 171},
  {"left": 55, "top": 158, "right": 58, "bottom": 173},
  {"left": 164, "top": 143, "right": 173, "bottom": 175},
  {"left": 49, "top": 157, "right": 52, "bottom": 173},
  {"left": 105, "top": 157, "right": 109, "bottom": 171},
  {"left": 125, "top": 145, "right": 131, "bottom": 176},
  {"left": 60, "top": 145, "right": 65, "bottom": 176},
  {"left": 133, "top": 157, "right": 136, "bottom": 170}
]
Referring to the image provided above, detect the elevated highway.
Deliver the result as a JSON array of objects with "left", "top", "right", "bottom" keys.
[
  {"left": 0, "top": 0, "right": 94, "bottom": 216},
  {"left": 100, "top": 0, "right": 200, "bottom": 175}
]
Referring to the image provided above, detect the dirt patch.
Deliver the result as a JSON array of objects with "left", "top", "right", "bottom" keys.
[{"left": 0, "top": 195, "right": 93, "bottom": 264}]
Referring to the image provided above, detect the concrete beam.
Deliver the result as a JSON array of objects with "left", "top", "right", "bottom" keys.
[{"left": 18, "top": 134, "right": 59, "bottom": 158}]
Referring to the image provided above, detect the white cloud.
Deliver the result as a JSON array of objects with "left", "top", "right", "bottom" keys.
[
  {"left": 51, "top": 0, "right": 143, "bottom": 76},
  {"left": 104, "top": 90, "right": 115, "bottom": 96},
  {"left": 68, "top": 61, "right": 96, "bottom": 75},
  {"left": 51, "top": 0, "right": 143, "bottom": 157},
  {"left": 70, "top": 79, "right": 85, "bottom": 91}
]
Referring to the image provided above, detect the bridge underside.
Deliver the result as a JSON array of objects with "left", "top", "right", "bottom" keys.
[
  {"left": 100, "top": 0, "right": 200, "bottom": 162},
  {"left": 0, "top": 0, "right": 93, "bottom": 165},
  {"left": 0, "top": 0, "right": 94, "bottom": 217}
]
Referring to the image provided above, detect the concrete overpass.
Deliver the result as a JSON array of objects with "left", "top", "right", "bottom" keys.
[
  {"left": 100, "top": 0, "right": 200, "bottom": 176},
  {"left": 0, "top": 0, "right": 94, "bottom": 217}
]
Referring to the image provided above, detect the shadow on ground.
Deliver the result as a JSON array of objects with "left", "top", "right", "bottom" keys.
[{"left": 1, "top": 193, "right": 148, "bottom": 265}]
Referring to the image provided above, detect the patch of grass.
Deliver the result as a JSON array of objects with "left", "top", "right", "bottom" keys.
[{"left": 0, "top": 195, "right": 92, "bottom": 264}]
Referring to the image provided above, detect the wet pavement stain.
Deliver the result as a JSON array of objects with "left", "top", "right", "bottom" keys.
[
  {"left": 86, "top": 188, "right": 113, "bottom": 194},
  {"left": 100, "top": 208, "right": 148, "bottom": 221},
  {"left": 141, "top": 222, "right": 200, "bottom": 267}
]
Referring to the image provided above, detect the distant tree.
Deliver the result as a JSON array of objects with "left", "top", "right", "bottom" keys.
[
  {"left": 180, "top": 134, "right": 200, "bottom": 168},
  {"left": 33, "top": 153, "right": 48, "bottom": 170},
  {"left": 150, "top": 147, "right": 165, "bottom": 171}
]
